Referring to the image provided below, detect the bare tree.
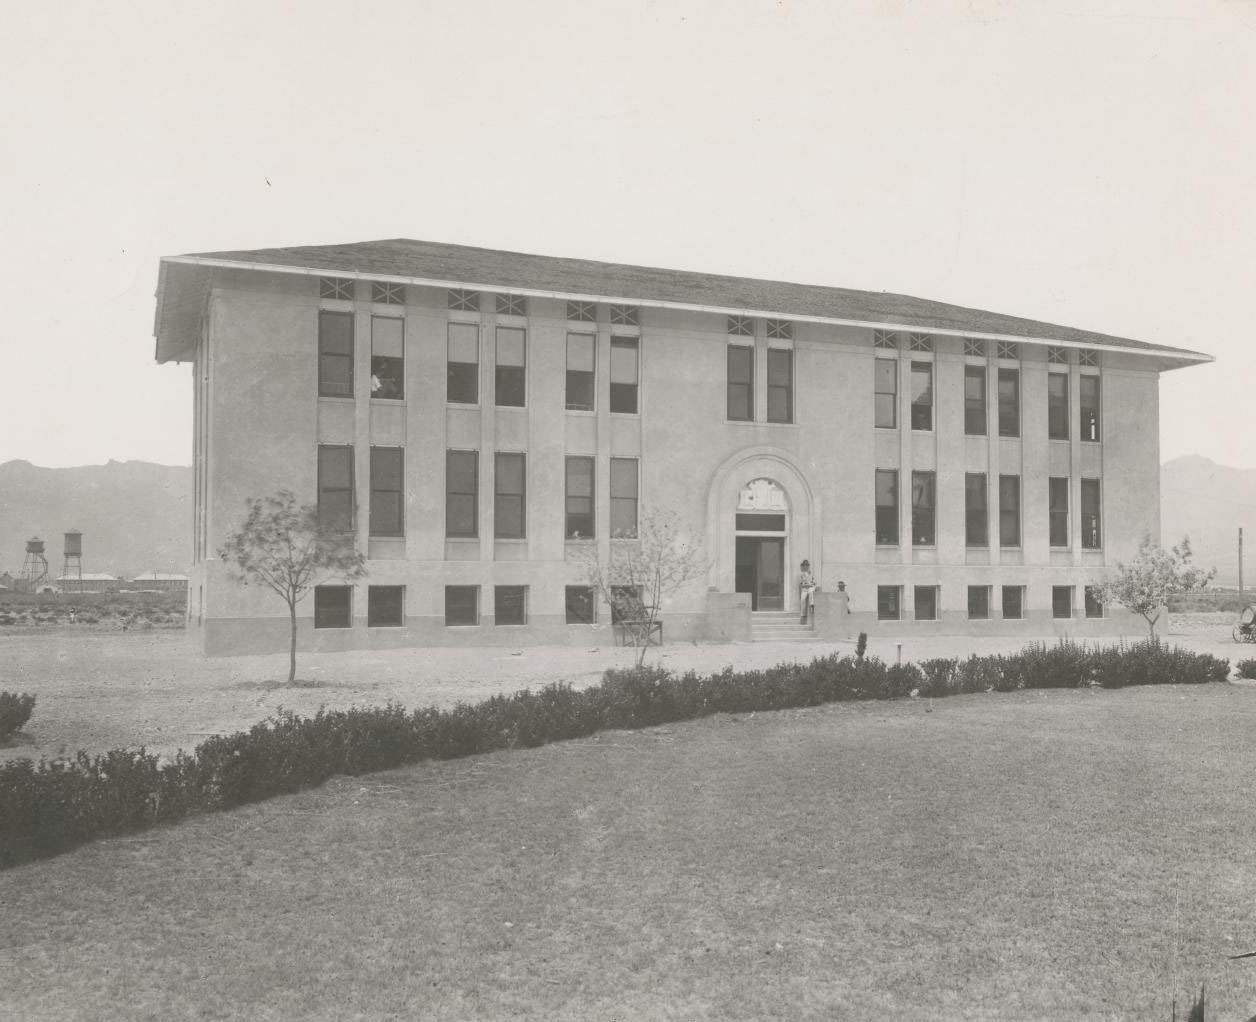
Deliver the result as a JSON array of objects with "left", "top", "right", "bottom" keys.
[
  {"left": 218, "top": 491, "right": 367, "bottom": 683},
  {"left": 1093, "top": 532, "right": 1214, "bottom": 640},
  {"left": 574, "top": 509, "right": 707, "bottom": 666}
]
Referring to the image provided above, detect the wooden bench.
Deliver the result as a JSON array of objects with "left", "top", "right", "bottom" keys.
[{"left": 614, "top": 614, "right": 663, "bottom": 647}]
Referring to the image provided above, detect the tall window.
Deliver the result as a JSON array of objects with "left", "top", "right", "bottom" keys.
[
  {"left": 565, "top": 585, "right": 596, "bottom": 624},
  {"left": 727, "top": 344, "right": 754, "bottom": 421},
  {"left": 767, "top": 348, "right": 793, "bottom": 423},
  {"left": 1081, "top": 479, "right": 1102, "bottom": 549},
  {"left": 318, "top": 311, "right": 354, "bottom": 398},
  {"left": 968, "top": 586, "right": 991, "bottom": 620},
  {"left": 445, "top": 586, "right": 479, "bottom": 626},
  {"left": 494, "top": 452, "right": 525, "bottom": 539},
  {"left": 495, "top": 326, "right": 526, "bottom": 407},
  {"left": 877, "top": 586, "right": 901, "bottom": 620},
  {"left": 314, "top": 585, "right": 351, "bottom": 628},
  {"left": 874, "top": 358, "right": 897, "bottom": 428},
  {"left": 911, "top": 471, "right": 935, "bottom": 546},
  {"left": 999, "top": 474, "right": 1021, "bottom": 548},
  {"left": 566, "top": 332, "right": 595, "bottom": 411},
  {"left": 610, "top": 457, "right": 639, "bottom": 538},
  {"left": 1080, "top": 376, "right": 1101, "bottom": 442},
  {"left": 1047, "top": 373, "right": 1069, "bottom": 440},
  {"left": 1084, "top": 586, "right": 1104, "bottom": 618},
  {"left": 367, "top": 586, "right": 404, "bottom": 627},
  {"left": 610, "top": 336, "right": 639, "bottom": 413},
  {"left": 565, "top": 457, "right": 595, "bottom": 539},
  {"left": 998, "top": 368, "right": 1020, "bottom": 438},
  {"left": 1048, "top": 477, "right": 1069, "bottom": 548},
  {"left": 317, "top": 445, "right": 354, "bottom": 532},
  {"left": 964, "top": 365, "right": 986, "bottom": 435},
  {"left": 369, "top": 447, "right": 404, "bottom": 538},
  {"left": 914, "top": 586, "right": 938, "bottom": 621},
  {"left": 965, "top": 473, "right": 988, "bottom": 546},
  {"left": 1052, "top": 586, "right": 1073, "bottom": 619},
  {"left": 370, "top": 316, "right": 404, "bottom": 400},
  {"left": 875, "top": 469, "right": 899, "bottom": 545},
  {"left": 447, "top": 322, "right": 479, "bottom": 404},
  {"left": 910, "top": 362, "right": 933, "bottom": 430},
  {"left": 445, "top": 450, "right": 477, "bottom": 538},
  {"left": 1001, "top": 585, "right": 1025, "bottom": 619},
  {"left": 495, "top": 585, "right": 527, "bottom": 625}
]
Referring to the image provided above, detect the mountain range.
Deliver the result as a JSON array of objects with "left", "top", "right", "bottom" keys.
[{"left": 0, "top": 455, "right": 1251, "bottom": 584}]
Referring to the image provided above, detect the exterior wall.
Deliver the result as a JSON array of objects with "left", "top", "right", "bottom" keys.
[{"left": 189, "top": 267, "right": 1172, "bottom": 655}]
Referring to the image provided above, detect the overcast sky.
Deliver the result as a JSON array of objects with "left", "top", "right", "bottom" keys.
[{"left": 1, "top": 0, "right": 1253, "bottom": 469}]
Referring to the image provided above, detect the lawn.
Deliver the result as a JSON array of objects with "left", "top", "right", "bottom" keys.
[{"left": 4, "top": 682, "right": 1256, "bottom": 1020}]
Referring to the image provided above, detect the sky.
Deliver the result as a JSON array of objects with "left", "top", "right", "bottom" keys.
[{"left": 1, "top": 0, "right": 1254, "bottom": 469}]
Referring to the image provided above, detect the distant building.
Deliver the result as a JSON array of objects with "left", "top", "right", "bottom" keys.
[
  {"left": 154, "top": 238, "right": 1212, "bottom": 654},
  {"left": 0, "top": 571, "right": 14, "bottom": 591},
  {"left": 129, "top": 571, "right": 190, "bottom": 595},
  {"left": 56, "top": 573, "right": 122, "bottom": 594}
]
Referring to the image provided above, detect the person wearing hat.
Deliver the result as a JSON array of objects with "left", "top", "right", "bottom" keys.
[{"left": 799, "top": 559, "right": 817, "bottom": 625}]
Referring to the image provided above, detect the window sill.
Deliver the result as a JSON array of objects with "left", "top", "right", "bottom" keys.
[
  {"left": 496, "top": 403, "right": 527, "bottom": 411},
  {"left": 566, "top": 408, "right": 596, "bottom": 416},
  {"left": 370, "top": 397, "right": 405, "bottom": 403},
  {"left": 447, "top": 401, "right": 480, "bottom": 408},
  {"left": 318, "top": 394, "right": 355, "bottom": 402},
  {"left": 494, "top": 536, "right": 527, "bottom": 543},
  {"left": 610, "top": 411, "right": 640, "bottom": 418}
]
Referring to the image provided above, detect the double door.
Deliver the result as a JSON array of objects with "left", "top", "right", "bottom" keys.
[{"left": 735, "top": 536, "right": 784, "bottom": 612}]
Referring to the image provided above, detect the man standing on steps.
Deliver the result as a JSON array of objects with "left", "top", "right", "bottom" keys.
[{"left": 799, "top": 559, "right": 816, "bottom": 625}]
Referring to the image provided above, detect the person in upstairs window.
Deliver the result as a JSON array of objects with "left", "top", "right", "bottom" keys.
[{"left": 799, "top": 560, "right": 817, "bottom": 625}]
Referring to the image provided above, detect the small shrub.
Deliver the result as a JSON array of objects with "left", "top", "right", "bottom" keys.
[
  {"left": 918, "top": 658, "right": 958, "bottom": 698},
  {"left": 0, "top": 692, "right": 35, "bottom": 740},
  {"left": 1236, "top": 659, "right": 1256, "bottom": 680},
  {"left": 855, "top": 632, "right": 868, "bottom": 660}
]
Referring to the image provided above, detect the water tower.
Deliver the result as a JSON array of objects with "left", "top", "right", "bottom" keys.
[
  {"left": 62, "top": 530, "right": 83, "bottom": 593},
  {"left": 17, "top": 537, "right": 48, "bottom": 593}
]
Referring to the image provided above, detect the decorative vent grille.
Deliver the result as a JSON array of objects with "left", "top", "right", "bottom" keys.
[
  {"left": 448, "top": 289, "right": 480, "bottom": 312},
  {"left": 766, "top": 319, "right": 793, "bottom": 340},
  {"left": 320, "top": 278, "right": 354, "bottom": 301},
  {"left": 496, "top": 294, "right": 527, "bottom": 316},
  {"left": 727, "top": 315, "right": 754, "bottom": 336}
]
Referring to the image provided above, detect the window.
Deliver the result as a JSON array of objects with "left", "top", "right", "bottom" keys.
[
  {"left": 911, "top": 471, "right": 935, "bottom": 546},
  {"left": 727, "top": 315, "right": 754, "bottom": 336},
  {"left": 963, "top": 338, "right": 985, "bottom": 357},
  {"left": 369, "top": 447, "right": 404, "bottom": 538},
  {"left": 610, "top": 585, "right": 646, "bottom": 624},
  {"left": 999, "top": 474, "right": 1021, "bottom": 548},
  {"left": 367, "top": 586, "right": 404, "bottom": 627},
  {"left": 371, "top": 281, "right": 404, "bottom": 305},
  {"left": 914, "top": 585, "right": 938, "bottom": 621},
  {"left": 448, "top": 289, "right": 479, "bottom": 312},
  {"left": 566, "top": 585, "right": 596, "bottom": 624},
  {"left": 610, "top": 457, "right": 638, "bottom": 538},
  {"left": 495, "top": 585, "right": 527, "bottom": 625},
  {"left": 1048, "top": 477, "right": 1069, "bottom": 548},
  {"left": 1048, "top": 373, "right": 1069, "bottom": 440},
  {"left": 767, "top": 348, "right": 793, "bottom": 423},
  {"left": 766, "top": 319, "right": 792, "bottom": 340},
  {"left": 610, "top": 336, "right": 639, "bottom": 414},
  {"left": 446, "top": 450, "right": 477, "bottom": 538},
  {"left": 566, "top": 332, "right": 596, "bottom": 411},
  {"left": 494, "top": 452, "right": 525, "bottom": 539},
  {"left": 495, "top": 326, "right": 526, "bottom": 407},
  {"left": 874, "top": 358, "right": 897, "bottom": 428},
  {"left": 873, "top": 330, "right": 898, "bottom": 351},
  {"left": 908, "top": 333, "right": 932, "bottom": 352},
  {"left": 447, "top": 322, "right": 479, "bottom": 404},
  {"left": 964, "top": 365, "right": 986, "bottom": 435},
  {"left": 370, "top": 316, "right": 404, "bottom": 400},
  {"left": 1084, "top": 586, "right": 1104, "bottom": 618},
  {"left": 565, "top": 457, "right": 594, "bottom": 539},
  {"left": 1081, "top": 479, "right": 1101, "bottom": 549},
  {"left": 320, "top": 277, "right": 353, "bottom": 301},
  {"left": 910, "top": 362, "right": 933, "bottom": 430},
  {"left": 314, "top": 585, "right": 351, "bottom": 628},
  {"left": 317, "top": 445, "right": 354, "bottom": 532},
  {"left": 567, "top": 300, "right": 595, "bottom": 322},
  {"left": 445, "top": 585, "right": 479, "bottom": 626},
  {"left": 875, "top": 469, "right": 899, "bottom": 545},
  {"left": 1001, "top": 585, "right": 1024, "bottom": 619},
  {"left": 877, "top": 585, "right": 901, "bottom": 620},
  {"left": 1080, "top": 376, "right": 1101, "bottom": 442},
  {"left": 967, "top": 585, "right": 991, "bottom": 620},
  {"left": 998, "top": 368, "right": 1019, "bottom": 437},
  {"left": 496, "top": 294, "right": 526, "bottom": 316},
  {"left": 318, "top": 310, "right": 354, "bottom": 398},
  {"left": 1052, "top": 586, "right": 1073, "bottom": 619},
  {"left": 965, "top": 473, "right": 988, "bottom": 546},
  {"left": 610, "top": 305, "right": 639, "bottom": 326},
  {"left": 727, "top": 344, "right": 754, "bottom": 421}
]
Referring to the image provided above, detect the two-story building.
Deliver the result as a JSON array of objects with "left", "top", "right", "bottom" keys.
[{"left": 153, "top": 239, "right": 1210, "bottom": 654}]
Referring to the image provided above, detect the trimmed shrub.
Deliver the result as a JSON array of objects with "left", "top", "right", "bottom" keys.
[
  {"left": 1236, "top": 659, "right": 1256, "bottom": 680},
  {"left": 918, "top": 658, "right": 958, "bottom": 698},
  {"left": 0, "top": 692, "right": 35, "bottom": 740}
]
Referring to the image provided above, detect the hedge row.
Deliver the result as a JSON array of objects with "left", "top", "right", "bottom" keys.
[{"left": 0, "top": 640, "right": 1230, "bottom": 869}]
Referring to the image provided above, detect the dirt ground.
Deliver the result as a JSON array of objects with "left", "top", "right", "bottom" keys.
[{"left": 1, "top": 613, "right": 1248, "bottom": 762}]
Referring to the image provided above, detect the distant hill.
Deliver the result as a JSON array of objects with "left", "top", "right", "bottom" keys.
[
  {"left": 0, "top": 460, "right": 191, "bottom": 580},
  {"left": 1161, "top": 455, "right": 1255, "bottom": 587}
]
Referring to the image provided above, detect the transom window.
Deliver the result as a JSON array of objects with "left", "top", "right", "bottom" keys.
[
  {"left": 566, "top": 300, "right": 596, "bottom": 322},
  {"left": 371, "top": 281, "right": 405, "bottom": 305},
  {"left": 996, "top": 341, "right": 1019, "bottom": 360},
  {"left": 448, "top": 289, "right": 479, "bottom": 312},
  {"left": 873, "top": 329, "right": 898, "bottom": 350},
  {"left": 609, "top": 305, "right": 639, "bottom": 326},
  {"left": 496, "top": 294, "right": 527, "bottom": 316},
  {"left": 320, "top": 278, "right": 353, "bottom": 301},
  {"left": 727, "top": 315, "right": 754, "bottom": 336},
  {"left": 963, "top": 338, "right": 985, "bottom": 357},
  {"left": 1047, "top": 346, "right": 1068, "bottom": 365},
  {"left": 766, "top": 319, "right": 792, "bottom": 340},
  {"left": 1078, "top": 349, "right": 1099, "bottom": 367},
  {"left": 908, "top": 332, "right": 932, "bottom": 352}
]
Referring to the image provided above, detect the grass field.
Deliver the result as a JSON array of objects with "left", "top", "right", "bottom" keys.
[{"left": 4, "top": 682, "right": 1256, "bottom": 1020}]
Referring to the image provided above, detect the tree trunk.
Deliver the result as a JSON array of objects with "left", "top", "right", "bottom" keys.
[{"left": 288, "top": 600, "right": 298, "bottom": 684}]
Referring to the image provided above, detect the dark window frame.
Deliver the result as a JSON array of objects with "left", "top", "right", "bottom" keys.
[
  {"left": 565, "top": 585, "right": 596, "bottom": 624},
  {"left": 965, "top": 473, "right": 988, "bottom": 547},
  {"left": 877, "top": 585, "right": 901, "bottom": 621},
  {"left": 494, "top": 585, "right": 528, "bottom": 626},
  {"left": 727, "top": 343, "right": 754, "bottom": 422},
  {"left": 911, "top": 470, "right": 936, "bottom": 546},
  {"left": 566, "top": 331, "right": 596, "bottom": 412},
  {"left": 318, "top": 310, "right": 354, "bottom": 399},
  {"left": 314, "top": 585, "right": 352, "bottom": 628},
  {"left": 910, "top": 361, "right": 933, "bottom": 431},
  {"left": 447, "top": 321, "right": 479, "bottom": 404},
  {"left": 445, "top": 450, "right": 478, "bottom": 539},
  {"left": 494, "top": 452, "right": 526, "bottom": 540},
  {"left": 998, "top": 368, "right": 1020, "bottom": 438},
  {"left": 964, "top": 364, "right": 987, "bottom": 435},
  {"left": 444, "top": 585, "right": 479, "bottom": 626},
  {"left": 766, "top": 347, "right": 794, "bottom": 424},
  {"left": 317, "top": 444, "right": 355, "bottom": 533},
  {"left": 914, "top": 585, "right": 938, "bottom": 621},
  {"left": 1080, "top": 375, "right": 1102, "bottom": 442},
  {"left": 369, "top": 446, "right": 405, "bottom": 538},
  {"left": 1081, "top": 478, "right": 1102, "bottom": 549},
  {"left": 874, "top": 357, "right": 897, "bottom": 429},
  {"left": 999, "top": 474, "right": 1021, "bottom": 548},
  {"left": 1001, "top": 585, "right": 1025, "bottom": 620},
  {"left": 875, "top": 469, "right": 899, "bottom": 546},
  {"left": 370, "top": 315, "right": 404, "bottom": 400},
  {"left": 1052, "top": 585, "right": 1073, "bottom": 619},
  {"left": 1084, "top": 586, "right": 1105, "bottom": 618},
  {"left": 565, "top": 456, "right": 595, "bottom": 540},
  {"left": 1047, "top": 372, "right": 1069, "bottom": 440},
  {"left": 494, "top": 325, "right": 526, "bottom": 408},
  {"left": 967, "top": 585, "right": 991, "bottom": 620},
  {"left": 1048, "top": 477, "right": 1069, "bottom": 548},
  {"left": 610, "top": 335, "right": 639, "bottom": 414},
  {"left": 367, "top": 586, "right": 404, "bottom": 627},
  {"left": 610, "top": 457, "right": 639, "bottom": 539}
]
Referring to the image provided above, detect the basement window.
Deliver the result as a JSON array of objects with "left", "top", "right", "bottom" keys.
[{"left": 314, "top": 586, "right": 351, "bottom": 628}]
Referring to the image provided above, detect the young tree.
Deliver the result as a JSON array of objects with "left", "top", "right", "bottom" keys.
[
  {"left": 1093, "top": 532, "right": 1215, "bottom": 640},
  {"left": 573, "top": 509, "right": 707, "bottom": 666},
  {"left": 218, "top": 491, "right": 367, "bottom": 683}
]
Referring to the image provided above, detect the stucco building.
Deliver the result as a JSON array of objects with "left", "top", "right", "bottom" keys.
[{"left": 154, "top": 240, "right": 1210, "bottom": 654}]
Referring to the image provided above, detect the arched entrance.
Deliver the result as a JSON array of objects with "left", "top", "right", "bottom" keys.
[{"left": 735, "top": 479, "right": 788, "bottom": 611}]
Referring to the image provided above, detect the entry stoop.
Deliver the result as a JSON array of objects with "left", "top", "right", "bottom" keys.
[{"left": 750, "top": 610, "right": 818, "bottom": 642}]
